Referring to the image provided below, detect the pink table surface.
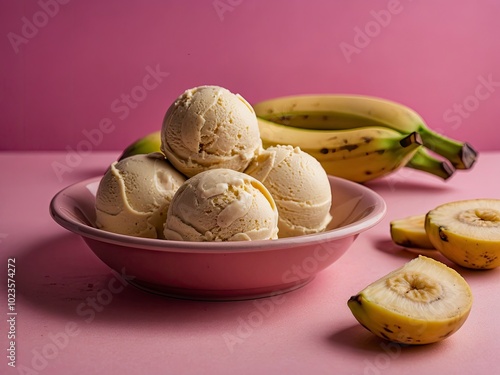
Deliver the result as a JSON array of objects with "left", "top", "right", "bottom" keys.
[{"left": 1, "top": 151, "right": 499, "bottom": 375}]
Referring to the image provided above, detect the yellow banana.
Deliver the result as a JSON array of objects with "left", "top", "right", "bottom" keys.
[
  {"left": 425, "top": 199, "right": 500, "bottom": 269},
  {"left": 259, "top": 118, "right": 405, "bottom": 156},
  {"left": 390, "top": 214, "right": 435, "bottom": 249},
  {"left": 118, "top": 130, "right": 161, "bottom": 161},
  {"left": 348, "top": 256, "right": 473, "bottom": 345},
  {"left": 316, "top": 141, "right": 421, "bottom": 182},
  {"left": 253, "top": 94, "right": 478, "bottom": 170},
  {"left": 258, "top": 118, "right": 422, "bottom": 183}
]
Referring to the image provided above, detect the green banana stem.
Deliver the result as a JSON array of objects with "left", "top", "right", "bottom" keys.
[
  {"left": 405, "top": 148, "right": 456, "bottom": 180},
  {"left": 416, "top": 127, "right": 478, "bottom": 170}
]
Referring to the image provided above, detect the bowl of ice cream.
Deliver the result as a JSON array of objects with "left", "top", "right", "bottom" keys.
[
  {"left": 50, "top": 173, "right": 386, "bottom": 301},
  {"left": 50, "top": 84, "right": 386, "bottom": 300}
]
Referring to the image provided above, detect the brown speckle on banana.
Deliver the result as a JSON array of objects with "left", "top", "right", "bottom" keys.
[
  {"left": 339, "top": 144, "right": 359, "bottom": 152},
  {"left": 438, "top": 227, "right": 448, "bottom": 241}
]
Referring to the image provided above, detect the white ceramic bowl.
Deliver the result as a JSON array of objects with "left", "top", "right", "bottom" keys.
[{"left": 50, "top": 175, "right": 386, "bottom": 300}]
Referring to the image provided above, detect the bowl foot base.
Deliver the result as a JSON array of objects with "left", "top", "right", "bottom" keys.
[{"left": 126, "top": 277, "right": 315, "bottom": 301}]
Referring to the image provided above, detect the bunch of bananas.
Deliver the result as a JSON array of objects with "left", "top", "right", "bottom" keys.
[
  {"left": 254, "top": 94, "right": 477, "bottom": 183},
  {"left": 119, "top": 94, "right": 478, "bottom": 183}
]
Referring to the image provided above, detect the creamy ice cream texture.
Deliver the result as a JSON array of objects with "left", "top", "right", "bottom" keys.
[
  {"left": 163, "top": 168, "right": 279, "bottom": 241},
  {"left": 160, "top": 85, "right": 262, "bottom": 178},
  {"left": 95, "top": 153, "right": 186, "bottom": 238},
  {"left": 245, "top": 145, "right": 332, "bottom": 238}
]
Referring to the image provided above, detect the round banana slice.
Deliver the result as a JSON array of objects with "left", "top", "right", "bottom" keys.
[
  {"left": 425, "top": 199, "right": 500, "bottom": 269},
  {"left": 348, "top": 256, "right": 473, "bottom": 344},
  {"left": 390, "top": 214, "right": 436, "bottom": 250}
]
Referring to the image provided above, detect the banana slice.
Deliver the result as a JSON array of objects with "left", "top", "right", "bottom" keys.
[
  {"left": 425, "top": 199, "right": 500, "bottom": 269},
  {"left": 347, "top": 256, "right": 473, "bottom": 345},
  {"left": 390, "top": 214, "right": 435, "bottom": 250}
]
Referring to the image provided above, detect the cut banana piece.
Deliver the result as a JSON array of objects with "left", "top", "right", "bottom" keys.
[
  {"left": 390, "top": 214, "right": 435, "bottom": 250},
  {"left": 348, "top": 256, "right": 473, "bottom": 345},
  {"left": 425, "top": 199, "right": 500, "bottom": 269}
]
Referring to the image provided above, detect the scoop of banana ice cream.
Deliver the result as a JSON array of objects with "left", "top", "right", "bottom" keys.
[
  {"left": 245, "top": 145, "right": 332, "bottom": 238},
  {"left": 160, "top": 85, "right": 262, "bottom": 178},
  {"left": 95, "top": 153, "right": 186, "bottom": 238},
  {"left": 163, "top": 168, "right": 279, "bottom": 241}
]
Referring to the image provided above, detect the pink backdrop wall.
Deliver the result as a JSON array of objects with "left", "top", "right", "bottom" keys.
[{"left": 1, "top": 0, "right": 499, "bottom": 151}]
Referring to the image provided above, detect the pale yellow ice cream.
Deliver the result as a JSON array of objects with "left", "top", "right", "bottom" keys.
[
  {"left": 160, "top": 85, "right": 262, "bottom": 178},
  {"left": 95, "top": 153, "right": 186, "bottom": 238},
  {"left": 163, "top": 169, "right": 279, "bottom": 241},
  {"left": 245, "top": 145, "right": 332, "bottom": 238}
]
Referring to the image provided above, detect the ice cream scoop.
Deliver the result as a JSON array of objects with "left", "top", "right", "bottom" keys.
[
  {"left": 95, "top": 153, "right": 186, "bottom": 238},
  {"left": 163, "top": 168, "right": 279, "bottom": 241},
  {"left": 245, "top": 145, "right": 332, "bottom": 238},
  {"left": 160, "top": 85, "right": 262, "bottom": 178}
]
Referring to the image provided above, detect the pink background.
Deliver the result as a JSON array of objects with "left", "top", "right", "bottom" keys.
[{"left": 1, "top": 0, "right": 500, "bottom": 152}]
